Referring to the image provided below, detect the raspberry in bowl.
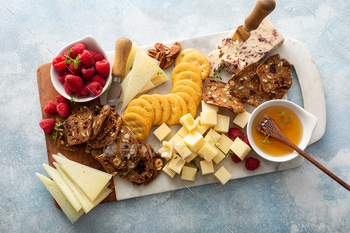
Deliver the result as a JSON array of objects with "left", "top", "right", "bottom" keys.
[{"left": 50, "top": 35, "right": 112, "bottom": 102}]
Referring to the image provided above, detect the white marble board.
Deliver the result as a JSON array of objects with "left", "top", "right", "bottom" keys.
[{"left": 100, "top": 31, "right": 327, "bottom": 201}]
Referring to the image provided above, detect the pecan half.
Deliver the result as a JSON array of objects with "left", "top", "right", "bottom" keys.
[
  {"left": 166, "top": 42, "right": 181, "bottom": 58},
  {"left": 147, "top": 42, "right": 181, "bottom": 69}
]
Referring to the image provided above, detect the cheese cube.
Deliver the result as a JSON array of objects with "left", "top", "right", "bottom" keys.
[
  {"left": 212, "top": 150, "right": 226, "bottom": 165},
  {"left": 204, "top": 129, "right": 221, "bottom": 147},
  {"left": 214, "top": 114, "right": 230, "bottom": 134},
  {"left": 197, "top": 143, "right": 219, "bottom": 162},
  {"left": 216, "top": 134, "right": 233, "bottom": 154},
  {"left": 202, "top": 100, "right": 219, "bottom": 113},
  {"left": 167, "top": 155, "right": 186, "bottom": 174},
  {"left": 169, "top": 133, "right": 183, "bottom": 147},
  {"left": 181, "top": 166, "right": 198, "bottom": 181},
  {"left": 175, "top": 141, "right": 192, "bottom": 159},
  {"left": 163, "top": 163, "right": 176, "bottom": 178},
  {"left": 184, "top": 151, "right": 198, "bottom": 163},
  {"left": 180, "top": 113, "right": 197, "bottom": 132},
  {"left": 183, "top": 130, "right": 205, "bottom": 152},
  {"left": 159, "top": 141, "right": 175, "bottom": 160},
  {"left": 177, "top": 127, "right": 189, "bottom": 138},
  {"left": 195, "top": 117, "right": 210, "bottom": 135},
  {"left": 200, "top": 110, "right": 217, "bottom": 127},
  {"left": 230, "top": 138, "right": 251, "bottom": 160},
  {"left": 199, "top": 160, "right": 214, "bottom": 175},
  {"left": 214, "top": 166, "right": 232, "bottom": 185},
  {"left": 153, "top": 123, "right": 171, "bottom": 141},
  {"left": 233, "top": 111, "right": 251, "bottom": 128}
]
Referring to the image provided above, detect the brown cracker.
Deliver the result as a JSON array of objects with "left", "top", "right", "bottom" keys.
[
  {"left": 96, "top": 108, "right": 121, "bottom": 140},
  {"left": 90, "top": 105, "right": 111, "bottom": 140}
]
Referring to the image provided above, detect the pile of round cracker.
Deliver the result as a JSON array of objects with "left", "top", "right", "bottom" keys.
[{"left": 122, "top": 48, "right": 210, "bottom": 141}]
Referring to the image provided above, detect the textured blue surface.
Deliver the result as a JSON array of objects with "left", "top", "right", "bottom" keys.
[{"left": 1, "top": 0, "right": 350, "bottom": 232}]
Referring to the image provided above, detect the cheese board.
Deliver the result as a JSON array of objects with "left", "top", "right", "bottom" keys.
[{"left": 38, "top": 30, "right": 326, "bottom": 203}]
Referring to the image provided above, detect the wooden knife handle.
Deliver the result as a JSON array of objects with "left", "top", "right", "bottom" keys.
[
  {"left": 244, "top": 0, "right": 276, "bottom": 31},
  {"left": 112, "top": 37, "right": 132, "bottom": 78}
]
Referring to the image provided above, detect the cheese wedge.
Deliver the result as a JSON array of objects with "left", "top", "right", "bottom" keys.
[
  {"left": 53, "top": 154, "right": 112, "bottom": 202},
  {"left": 36, "top": 173, "right": 84, "bottom": 224},
  {"left": 42, "top": 164, "right": 82, "bottom": 212},
  {"left": 124, "top": 42, "right": 143, "bottom": 78}
]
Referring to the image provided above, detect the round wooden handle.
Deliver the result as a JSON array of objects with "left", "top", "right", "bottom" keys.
[
  {"left": 244, "top": 0, "right": 276, "bottom": 31},
  {"left": 112, "top": 37, "right": 132, "bottom": 78}
]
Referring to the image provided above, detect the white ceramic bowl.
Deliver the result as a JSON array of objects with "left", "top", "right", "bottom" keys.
[
  {"left": 50, "top": 35, "right": 112, "bottom": 102},
  {"left": 247, "top": 100, "right": 317, "bottom": 162}
]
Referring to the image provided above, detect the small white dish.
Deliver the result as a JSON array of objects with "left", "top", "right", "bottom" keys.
[
  {"left": 50, "top": 35, "right": 112, "bottom": 102},
  {"left": 247, "top": 99, "right": 317, "bottom": 162}
]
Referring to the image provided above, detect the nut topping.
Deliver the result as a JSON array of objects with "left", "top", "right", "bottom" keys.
[{"left": 147, "top": 42, "right": 181, "bottom": 69}]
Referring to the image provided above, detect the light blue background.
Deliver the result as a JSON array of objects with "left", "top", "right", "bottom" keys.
[{"left": 1, "top": 0, "right": 350, "bottom": 232}]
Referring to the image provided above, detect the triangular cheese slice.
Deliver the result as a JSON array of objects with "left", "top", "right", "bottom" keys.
[
  {"left": 36, "top": 173, "right": 84, "bottom": 224},
  {"left": 53, "top": 154, "right": 112, "bottom": 202},
  {"left": 124, "top": 42, "right": 143, "bottom": 78}
]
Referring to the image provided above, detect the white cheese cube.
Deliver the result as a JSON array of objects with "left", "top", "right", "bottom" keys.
[
  {"left": 180, "top": 113, "right": 197, "bottom": 132},
  {"left": 184, "top": 151, "right": 198, "bottom": 163},
  {"left": 212, "top": 150, "right": 226, "bottom": 165},
  {"left": 163, "top": 163, "right": 176, "bottom": 178},
  {"left": 229, "top": 138, "right": 251, "bottom": 160},
  {"left": 181, "top": 166, "right": 198, "bottom": 181},
  {"left": 214, "top": 166, "right": 232, "bottom": 185},
  {"left": 216, "top": 134, "right": 233, "bottom": 154},
  {"left": 169, "top": 133, "right": 183, "bottom": 147},
  {"left": 167, "top": 155, "right": 186, "bottom": 174},
  {"left": 159, "top": 141, "right": 175, "bottom": 160},
  {"left": 153, "top": 123, "right": 171, "bottom": 141},
  {"left": 199, "top": 160, "right": 214, "bottom": 175},
  {"left": 202, "top": 100, "right": 219, "bottom": 113},
  {"left": 175, "top": 141, "right": 192, "bottom": 159},
  {"left": 214, "top": 114, "right": 230, "bottom": 134},
  {"left": 197, "top": 143, "right": 219, "bottom": 162},
  {"left": 183, "top": 130, "right": 206, "bottom": 152},
  {"left": 233, "top": 111, "right": 251, "bottom": 129},
  {"left": 194, "top": 116, "right": 210, "bottom": 135},
  {"left": 204, "top": 129, "right": 221, "bottom": 147},
  {"left": 177, "top": 127, "right": 189, "bottom": 138},
  {"left": 200, "top": 110, "right": 217, "bottom": 127}
]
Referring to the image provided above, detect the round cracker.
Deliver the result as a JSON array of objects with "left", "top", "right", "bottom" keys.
[
  {"left": 163, "top": 94, "right": 182, "bottom": 125},
  {"left": 152, "top": 94, "right": 171, "bottom": 125},
  {"left": 174, "top": 49, "right": 200, "bottom": 66},
  {"left": 175, "top": 92, "right": 197, "bottom": 117},
  {"left": 171, "top": 85, "right": 201, "bottom": 106},
  {"left": 139, "top": 94, "right": 162, "bottom": 125},
  {"left": 173, "top": 79, "right": 202, "bottom": 97},
  {"left": 173, "top": 70, "right": 202, "bottom": 88},
  {"left": 181, "top": 52, "right": 210, "bottom": 80},
  {"left": 127, "top": 99, "right": 155, "bottom": 125},
  {"left": 124, "top": 106, "right": 153, "bottom": 128},
  {"left": 168, "top": 94, "right": 187, "bottom": 117},
  {"left": 122, "top": 112, "right": 150, "bottom": 141},
  {"left": 171, "top": 62, "right": 202, "bottom": 83}
]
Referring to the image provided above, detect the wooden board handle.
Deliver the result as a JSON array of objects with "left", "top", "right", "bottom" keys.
[
  {"left": 112, "top": 37, "right": 132, "bottom": 78},
  {"left": 244, "top": 0, "right": 276, "bottom": 31}
]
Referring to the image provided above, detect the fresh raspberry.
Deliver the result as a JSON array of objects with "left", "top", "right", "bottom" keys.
[
  {"left": 245, "top": 157, "right": 260, "bottom": 171},
  {"left": 242, "top": 136, "right": 251, "bottom": 148},
  {"left": 79, "top": 50, "right": 95, "bottom": 68},
  {"left": 76, "top": 85, "right": 89, "bottom": 97},
  {"left": 57, "top": 103, "right": 70, "bottom": 118},
  {"left": 81, "top": 66, "right": 95, "bottom": 80},
  {"left": 89, "top": 50, "right": 104, "bottom": 62},
  {"left": 52, "top": 56, "right": 67, "bottom": 73},
  {"left": 44, "top": 100, "right": 57, "bottom": 114},
  {"left": 87, "top": 82, "right": 103, "bottom": 96},
  {"left": 228, "top": 127, "right": 244, "bottom": 140},
  {"left": 64, "top": 82, "right": 74, "bottom": 95},
  {"left": 231, "top": 153, "right": 241, "bottom": 163},
  {"left": 56, "top": 94, "right": 70, "bottom": 104},
  {"left": 67, "top": 62, "right": 82, "bottom": 75},
  {"left": 69, "top": 42, "right": 86, "bottom": 59},
  {"left": 91, "top": 74, "right": 105, "bottom": 87},
  {"left": 39, "top": 118, "right": 56, "bottom": 134},
  {"left": 95, "top": 59, "right": 110, "bottom": 78},
  {"left": 57, "top": 71, "right": 69, "bottom": 84},
  {"left": 65, "top": 75, "right": 83, "bottom": 92}
]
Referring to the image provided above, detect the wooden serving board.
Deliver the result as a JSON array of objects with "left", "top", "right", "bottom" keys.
[{"left": 37, "top": 63, "right": 117, "bottom": 207}]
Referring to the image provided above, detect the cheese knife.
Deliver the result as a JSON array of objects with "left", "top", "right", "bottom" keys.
[
  {"left": 107, "top": 37, "right": 132, "bottom": 105},
  {"left": 232, "top": 0, "right": 276, "bottom": 43}
]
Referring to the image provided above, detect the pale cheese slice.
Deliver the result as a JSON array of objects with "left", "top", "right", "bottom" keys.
[
  {"left": 53, "top": 154, "right": 112, "bottom": 202},
  {"left": 124, "top": 42, "right": 143, "bottom": 78},
  {"left": 42, "top": 163, "right": 82, "bottom": 212},
  {"left": 36, "top": 173, "right": 84, "bottom": 224},
  {"left": 151, "top": 71, "right": 169, "bottom": 86}
]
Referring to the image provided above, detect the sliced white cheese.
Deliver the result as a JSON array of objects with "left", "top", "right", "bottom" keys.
[
  {"left": 121, "top": 51, "right": 160, "bottom": 110},
  {"left": 36, "top": 173, "right": 84, "bottom": 224},
  {"left": 42, "top": 163, "right": 82, "bottom": 212},
  {"left": 150, "top": 71, "right": 169, "bottom": 86},
  {"left": 52, "top": 154, "right": 112, "bottom": 202},
  {"left": 124, "top": 42, "right": 143, "bottom": 78}
]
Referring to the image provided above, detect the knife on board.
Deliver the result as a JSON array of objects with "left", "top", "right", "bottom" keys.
[
  {"left": 107, "top": 37, "right": 132, "bottom": 105},
  {"left": 233, "top": 0, "right": 276, "bottom": 43}
]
